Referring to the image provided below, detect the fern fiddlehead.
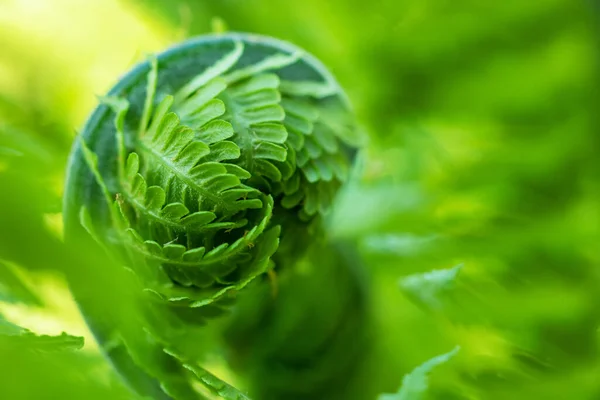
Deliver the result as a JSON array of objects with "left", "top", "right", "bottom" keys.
[{"left": 63, "top": 33, "right": 365, "bottom": 399}]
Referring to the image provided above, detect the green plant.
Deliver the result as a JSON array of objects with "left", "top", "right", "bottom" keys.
[
  {"left": 2, "top": 2, "right": 598, "bottom": 399},
  {"left": 63, "top": 33, "right": 366, "bottom": 399}
]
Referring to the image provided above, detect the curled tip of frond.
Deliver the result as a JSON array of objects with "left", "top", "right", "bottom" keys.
[
  {"left": 74, "top": 33, "right": 361, "bottom": 400},
  {"left": 79, "top": 38, "right": 359, "bottom": 307},
  {"left": 80, "top": 35, "right": 360, "bottom": 321}
]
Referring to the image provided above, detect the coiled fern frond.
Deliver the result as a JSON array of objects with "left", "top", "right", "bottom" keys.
[{"left": 64, "top": 33, "right": 363, "bottom": 399}]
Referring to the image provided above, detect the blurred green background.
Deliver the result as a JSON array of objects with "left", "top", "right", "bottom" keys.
[{"left": 0, "top": 0, "right": 598, "bottom": 398}]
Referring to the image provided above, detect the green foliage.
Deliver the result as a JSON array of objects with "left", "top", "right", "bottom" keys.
[
  {"left": 399, "top": 264, "right": 463, "bottom": 312},
  {"left": 0, "top": 1, "right": 598, "bottom": 399},
  {"left": 378, "top": 347, "right": 460, "bottom": 400},
  {"left": 0, "top": 319, "right": 84, "bottom": 353},
  {"left": 0, "top": 163, "right": 143, "bottom": 399},
  {"left": 0, "top": 260, "right": 42, "bottom": 306}
]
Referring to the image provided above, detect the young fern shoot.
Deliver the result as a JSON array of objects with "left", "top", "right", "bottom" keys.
[{"left": 64, "top": 33, "right": 363, "bottom": 400}]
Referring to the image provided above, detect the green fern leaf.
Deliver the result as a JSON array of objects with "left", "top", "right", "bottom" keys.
[
  {"left": 165, "top": 349, "right": 251, "bottom": 400},
  {"left": 0, "top": 314, "right": 84, "bottom": 353},
  {"left": 378, "top": 347, "right": 460, "bottom": 400},
  {"left": 399, "top": 264, "right": 463, "bottom": 312},
  {"left": 0, "top": 260, "right": 41, "bottom": 305}
]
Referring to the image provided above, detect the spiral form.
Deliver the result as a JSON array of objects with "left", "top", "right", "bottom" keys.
[{"left": 64, "top": 33, "right": 365, "bottom": 400}]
